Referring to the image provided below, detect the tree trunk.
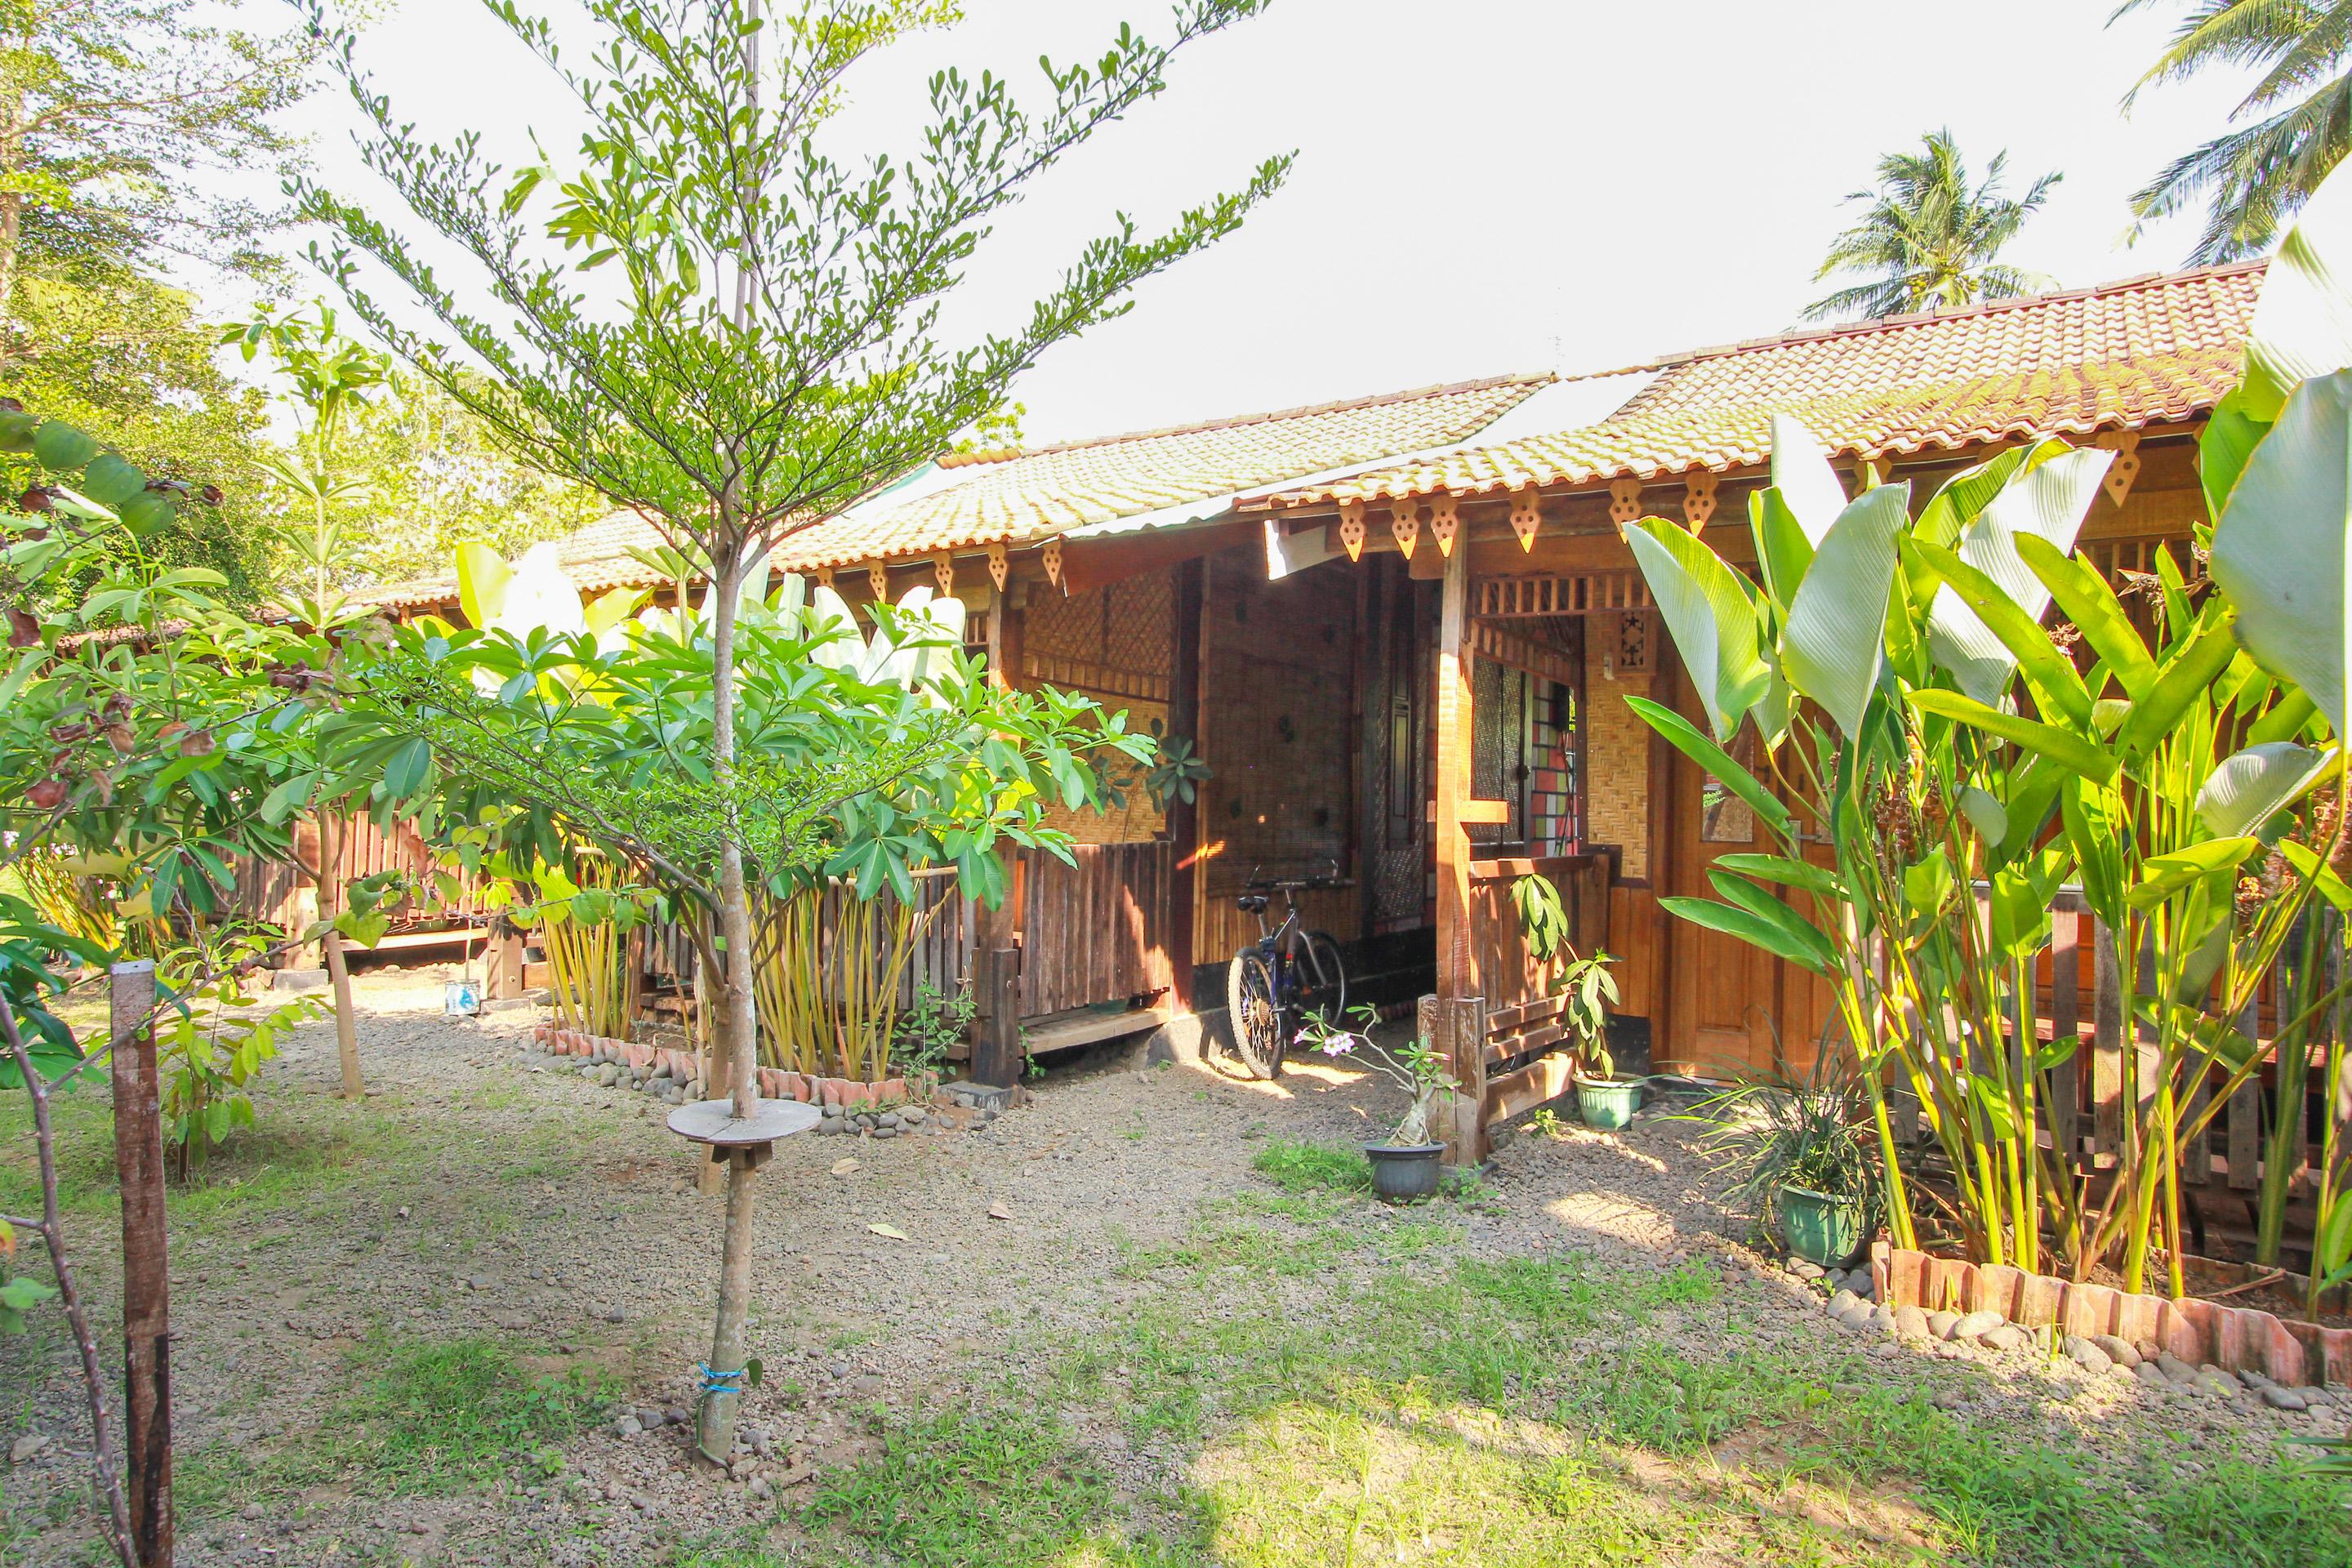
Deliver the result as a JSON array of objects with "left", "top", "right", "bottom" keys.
[
  {"left": 695, "top": 545, "right": 761, "bottom": 1465},
  {"left": 317, "top": 813, "right": 363, "bottom": 1097}
]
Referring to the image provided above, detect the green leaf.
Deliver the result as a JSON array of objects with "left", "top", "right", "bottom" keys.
[
  {"left": 1623, "top": 520, "right": 1769, "bottom": 742},
  {"left": 118, "top": 492, "right": 176, "bottom": 537},
  {"left": 78, "top": 452, "right": 146, "bottom": 507},
  {"left": 1905, "top": 689, "right": 2118, "bottom": 782},
  {"left": 2127, "top": 837, "right": 2261, "bottom": 910},
  {"left": 1924, "top": 447, "right": 2113, "bottom": 705},
  {"left": 2210, "top": 367, "right": 2352, "bottom": 735},
  {"left": 1710, "top": 853, "right": 1845, "bottom": 900},
  {"left": 2014, "top": 533, "right": 2157, "bottom": 702},
  {"left": 2195, "top": 743, "right": 2336, "bottom": 839},
  {"left": 1748, "top": 486, "right": 1814, "bottom": 604},
  {"left": 31, "top": 420, "right": 100, "bottom": 473},
  {"left": 2280, "top": 839, "right": 2352, "bottom": 915},
  {"left": 2199, "top": 385, "right": 2274, "bottom": 522},
  {"left": 2116, "top": 612, "right": 2243, "bottom": 763},
  {"left": 1767, "top": 416, "right": 1851, "bottom": 545},
  {"left": 2238, "top": 158, "right": 2352, "bottom": 421},
  {"left": 1909, "top": 537, "right": 2091, "bottom": 728},
  {"left": 381, "top": 737, "right": 431, "bottom": 800},
  {"left": 1780, "top": 483, "right": 1909, "bottom": 739},
  {"left": 1705, "top": 868, "right": 1837, "bottom": 968},
  {"left": 1659, "top": 894, "right": 1835, "bottom": 977},
  {"left": 2319, "top": 1190, "right": 2352, "bottom": 1276},
  {"left": 456, "top": 541, "right": 513, "bottom": 630},
  {"left": 1956, "top": 784, "right": 2008, "bottom": 844},
  {"left": 1624, "top": 695, "right": 1789, "bottom": 836}
]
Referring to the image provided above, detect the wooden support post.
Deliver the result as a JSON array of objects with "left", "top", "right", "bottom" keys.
[
  {"left": 2091, "top": 918, "right": 2124, "bottom": 1168},
  {"left": 483, "top": 929, "right": 526, "bottom": 1000},
  {"left": 1442, "top": 993, "right": 1489, "bottom": 1169},
  {"left": 973, "top": 947, "right": 1022, "bottom": 1089},
  {"left": 109, "top": 960, "right": 172, "bottom": 1568},
  {"left": 1434, "top": 543, "right": 1475, "bottom": 997},
  {"left": 1166, "top": 559, "right": 1203, "bottom": 1013}
]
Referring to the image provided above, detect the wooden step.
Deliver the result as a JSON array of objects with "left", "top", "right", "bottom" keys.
[{"left": 1020, "top": 1004, "right": 1174, "bottom": 1058}]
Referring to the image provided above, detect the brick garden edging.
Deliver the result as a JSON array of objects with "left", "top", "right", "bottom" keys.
[
  {"left": 1870, "top": 1241, "right": 2352, "bottom": 1387},
  {"left": 532, "top": 1024, "right": 936, "bottom": 1107}
]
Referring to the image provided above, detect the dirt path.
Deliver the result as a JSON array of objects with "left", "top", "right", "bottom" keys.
[{"left": 2, "top": 969, "right": 2340, "bottom": 1566}]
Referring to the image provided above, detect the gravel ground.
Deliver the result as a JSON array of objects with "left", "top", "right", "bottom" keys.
[{"left": 2, "top": 965, "right": 2339, "bottom": 1565}]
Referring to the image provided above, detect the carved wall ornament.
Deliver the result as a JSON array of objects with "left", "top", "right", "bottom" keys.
[
  {"left": 1428, "top": 491, "right": 1461, "bottom": 557},
  {"left": 1338, "top": 499, "right": 1368, "bottom": 561},
  {"left": 987, "top": 541, "right": 1009, "bottom": 590},
  {"left": 1508, "top": 484, "right": 1543, "bottom": 551},
  {"left": 815, "top": 566, "right": 834, "bottom": 587},
  {"left": 1682, "top": 471, "right": 1718, "bottom": 530},
  {"left": 1614, "top": 611, "right": 1652, "bottom": 675},
  {"left": 2100, "top": 430, "right": 2142, "bottom": 507},
  {"left": 1041, "top": 537, "right": 1064, "bottom": 590},
  {"left": 866, "top": 561, "right": 888, "bottom": 602},
  {"left": 1608, "top": 477, "right": 1642, "bottom": 527},
  {"left": 1390, "top": 501, "right": 1421, "bottom": 559},
  {"left": 933, "top": 553, "right": 955, "bottom": 594}
]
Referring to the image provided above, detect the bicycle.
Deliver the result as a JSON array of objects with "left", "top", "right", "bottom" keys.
[{"left": 1223, "top": 866, "right": 1348, "bottom": 1080}]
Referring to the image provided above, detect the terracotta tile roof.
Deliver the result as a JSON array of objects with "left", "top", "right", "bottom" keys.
[
  {"left": 356, "top": 374, "right": 1550, "bottom": 611},
  {"left": 768, "top": 372, "right": 1552, "bottom": 569},
  {"left": 1249, "top": 263, "right": 2265, "bottom": 510}
]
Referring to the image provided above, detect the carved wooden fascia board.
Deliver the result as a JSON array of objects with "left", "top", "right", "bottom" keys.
[
  {"left": 987, "top": 541, "right": 1009, "bottom": 590},
  {"left": 1041, "top": 537, "right": 1064, "bottom": 590},
  {"left": 866, "top": 561, "right": 889, "bottom": 602}
]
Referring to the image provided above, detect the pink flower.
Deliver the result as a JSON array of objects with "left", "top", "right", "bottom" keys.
[{"left": 1320, "top": 1035, "right": 1356, "bottom": 1056}]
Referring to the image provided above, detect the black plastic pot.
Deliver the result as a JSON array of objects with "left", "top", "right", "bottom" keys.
[{"left": 1364, "top": 1141, "right": 1444, "bottom": 1204}]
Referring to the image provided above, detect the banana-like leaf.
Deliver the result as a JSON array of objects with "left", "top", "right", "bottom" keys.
[
  {"left": 584, "top": 586, "right": 649, "bottom": 643},
  {"left": 1909, "top": 537, "right": 2091, "bottom": 728},
  {"left": 1925, "top": 448, "right": 2114, "bottom": 705},
  {"left": 2115, "top": 610, "right": 2243, "bottom": 762},
  {"left": 1624, "top": 520, "right": 1769, "bottom": 742},
  {"left": 2249, "top": 688, "right": 2320, "bottom": 746},
  {"left": 456, "top": 541, "right": 511, "bottom": 630},
  {"left": 1625, "top": 694, "right": 1789, "bottom": 836},
  {"left": 1780, "top": 483, "right": 1909, "bottom": 739},
  {"left": 2195, "top": 742, "right": 2338, "bottom": 838},
  {"left": 2126, "top": 836, "right": 2261, "bottom": 910},
  {"left": 2319, "top": 1190, "right": 2352, "bottom": 1276},
  {"left": 1907, "top": 688, "right": 2118, "bottom": 782},
  {"left": 2211, "top": 368, "right": 2352, "bottom": 736},
  {"left": 2200, "top": 385, "right": 2273, "bottom": 523},
  {"left": 804, "top": 583, "right": 862, "bottom": 670},
  {"left": 2280, "top": 838, "right": 2352, "bottom": 914},
  {"left": 2015, "top": 534, "right": 2157, "bottom": 702},
  {"left": 1659, "top": 893, "right": 1836, "bottom": 977},
  {"left": 1768, "top": 415, "right": 1850, "bottom": 544},
  {"left": 1748, "top": 487, "right": 1813, "bottom": 604},
  {"left": 2239, "top": 157, "right": 2352, "bottom": 421},
  {"left": 1712, "top": 852, "right": 1845, "bottom": 900}
]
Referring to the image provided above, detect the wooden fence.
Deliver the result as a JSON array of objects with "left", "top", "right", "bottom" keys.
[
  {"left": 230, "top": 810, "right": 489, "bottom": 941},
  {"left": 1010, "top": 841, "right": 1176, "bottom": 1016}
]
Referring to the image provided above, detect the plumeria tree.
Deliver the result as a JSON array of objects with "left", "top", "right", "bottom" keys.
[{"left": 293, "top": 0, "right": 1287, "bottom": 1456}]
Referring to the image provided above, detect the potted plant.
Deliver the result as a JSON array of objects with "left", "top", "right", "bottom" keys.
[
  {"left": 1551, "top": 949, "right": 1638, "bottom": 1129},
  {"left": 1300, "top": 1004, "right": 1456, "bottom": 1203},
  {"left": 1687, "top": 1045, "right": 1881, "bottom": 1267}
]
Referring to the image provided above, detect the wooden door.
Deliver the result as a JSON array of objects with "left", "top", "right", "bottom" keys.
[{"left": 1659, "top": 657, "right": 1782, "bottom": 1076}]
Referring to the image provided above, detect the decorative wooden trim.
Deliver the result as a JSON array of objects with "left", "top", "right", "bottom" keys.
[
  {"left": 1428, "top": 491, "right": 1461, "bottom": 557},
  {"left": 1473, "top": 571, "right": 1653, "bottom": 618},
  {"left": 866, "top": 561, "right": 889, "bottom": 602},
  {"left": 1471, "top": 620, "right": 1579, "bottom": 685},
  {"left": 1041, "top": 537, "right": 1064, "bottom": 590},
  {"left": 1391, "top": 501, "right": 1421, "bottom": 559},
  {"left": 1854, "top": 455, "right": 1888, "bottom": 489},
  {"left": 1508, "top": 484, "right": 1542, "bottom": 551},
  {"left": 2098, "top": 430, "right": 2142, "bottom": 507},
  {"left": 1338, "top": 500, "right": 1368, "bottom": 561},
  {"left": 1611, "top": 610, "right": 1652, "bottom": 675},
  {"left": 1608, "top": 477, "right": 1642, "bottom": 526},
  {"left": 815, "top": 566, "right": 834, "bottom": 587},
  {"left": 987, "top": 542, "right": 1009, "bottom": 590},
  {"left": 1682, "top": 472, "right": 1718, "bottom": 529},
  {"left": 933, "top": 552, "right": 955, "bottom": 594}
]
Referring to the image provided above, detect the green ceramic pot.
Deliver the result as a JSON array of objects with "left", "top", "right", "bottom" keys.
[
  {"left": 1777, "top": 1183, "right": 1866, "bottom": 1267},
  {"left": 1574, "top": 1073, "right": 1642, "bottom": 1131}
]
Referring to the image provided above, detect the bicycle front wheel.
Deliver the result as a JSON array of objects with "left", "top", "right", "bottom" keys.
[
  {"left": 1299, "top": 930, "right": 1348, "bottom": 1027},
  {"left": 1227, "top": 951, "right": 1286, "bottom": 1080}
]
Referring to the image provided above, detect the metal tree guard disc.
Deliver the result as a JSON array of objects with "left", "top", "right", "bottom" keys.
[{"left": 666, "top": 1098, "right": 821, "bottom": 1154}]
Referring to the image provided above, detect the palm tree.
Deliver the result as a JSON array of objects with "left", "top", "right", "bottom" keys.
[
  {"left": 2117, "top": 1, "right": 2352, "bottom": 264},
  {"left": 1805, "top": 131, "right": 2061, "bottom": 323}
]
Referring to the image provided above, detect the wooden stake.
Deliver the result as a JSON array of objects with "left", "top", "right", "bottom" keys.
[
  {"left": 973, "top": 947, "right": 1022, "bottom": 1089},
  {"left": 109, "top": 960, "right": 173, "bottom": 1568}
]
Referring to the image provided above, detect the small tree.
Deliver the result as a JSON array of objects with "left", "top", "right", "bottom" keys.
[{"left": 294, "top": 0, "right": 1287, "bottom": 1457}]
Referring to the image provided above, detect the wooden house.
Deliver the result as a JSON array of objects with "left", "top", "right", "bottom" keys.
[{"left": 355, "top": 264, "right": 2268, "bottom": 1167}]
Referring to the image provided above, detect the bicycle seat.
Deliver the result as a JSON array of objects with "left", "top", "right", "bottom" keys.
[{"left": 1236, "top": 893, "right": 1268, "bottom": 913}]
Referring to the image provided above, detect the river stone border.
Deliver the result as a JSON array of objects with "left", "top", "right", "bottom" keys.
[{"left": 1869, "top": 1241, "right": 2352, "bottom": 1388}]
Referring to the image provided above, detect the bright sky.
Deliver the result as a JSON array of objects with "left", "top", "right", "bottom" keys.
[{"left": 265, "top": 0, "right": 2261, "bottom": 448}]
